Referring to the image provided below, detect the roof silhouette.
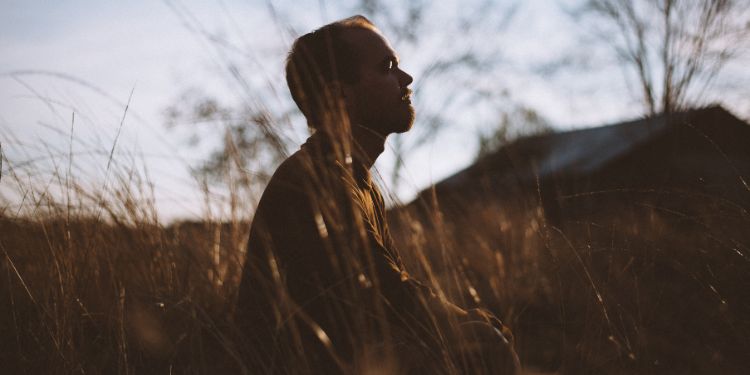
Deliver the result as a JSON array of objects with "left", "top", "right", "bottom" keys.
[{"left": 424, "top": 105, "right": 750, "bottom": 199}]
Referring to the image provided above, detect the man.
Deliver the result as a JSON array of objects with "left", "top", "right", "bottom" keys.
[{"left": 236, "top": 15, "right": 518, "bottom": 374}]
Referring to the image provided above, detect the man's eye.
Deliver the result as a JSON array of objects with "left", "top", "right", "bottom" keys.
[{"left": 385, "top": 60, "right": 395, "bottom": 71}]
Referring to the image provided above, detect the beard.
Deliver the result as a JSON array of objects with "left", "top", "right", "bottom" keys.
[
  {"left": 380, "top": 100, "right": 415, "bottom": 134},
  {"left": 394, "top": 102, "right": 416, "bottom": 133},
  {"left": 355, "top": 98, "right": 415, "bottom": 136}
]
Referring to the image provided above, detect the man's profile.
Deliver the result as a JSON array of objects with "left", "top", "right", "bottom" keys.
[{"left": 236, "top": 15, "right": 519, "bottom": 374}]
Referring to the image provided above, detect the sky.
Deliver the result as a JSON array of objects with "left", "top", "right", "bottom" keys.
[{"left": 1, "top": 0, "right": 748, "bottom": 221}]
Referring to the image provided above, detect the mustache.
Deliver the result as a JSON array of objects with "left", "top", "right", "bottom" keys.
[{"left": 401, "top": 88, "right": 413, "bottom": 98}]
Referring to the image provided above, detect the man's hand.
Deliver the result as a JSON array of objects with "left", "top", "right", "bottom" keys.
[
  {"left": 393, "top": 276, "right": 519, "bottom": 373},
  {"left": 465, "top": 308, "right": 515, "bottom": 346},
  {"left": 454, "top": 307, "right": 521, "bottom": 374}
]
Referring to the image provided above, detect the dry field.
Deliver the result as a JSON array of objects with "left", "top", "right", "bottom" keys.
[{"left": 2, "top": 156, "right": 748, "bottom": 374}]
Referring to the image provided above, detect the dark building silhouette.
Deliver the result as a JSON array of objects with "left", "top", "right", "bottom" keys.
[{"left": 414, "top": 105, "right": 750, "bottom": 228}]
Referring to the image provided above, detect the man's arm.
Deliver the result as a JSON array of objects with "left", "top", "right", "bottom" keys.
[{"left": 363, "top": 185, "right": 520, "bottom": 372}]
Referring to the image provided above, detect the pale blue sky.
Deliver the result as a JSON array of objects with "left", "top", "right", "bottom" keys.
[{"left": 2, "top": 0, "right": 748, "bottom": 220}]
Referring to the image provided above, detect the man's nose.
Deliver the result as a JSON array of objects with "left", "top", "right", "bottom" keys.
[{"left": 399, "top": 69, "right": 413, "bottom": 87}]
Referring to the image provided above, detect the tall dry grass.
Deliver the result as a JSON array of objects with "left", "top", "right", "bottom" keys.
[
  {"left": 3, "top": 118, "right": 749, "bottom": 373},
  {"left": 1, "top": 121, "right": 254, "bottom": 373}
]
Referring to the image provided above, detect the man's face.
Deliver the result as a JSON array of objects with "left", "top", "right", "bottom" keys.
[{"left": 342, "top": 27, "right": 415, "bottom": 135}]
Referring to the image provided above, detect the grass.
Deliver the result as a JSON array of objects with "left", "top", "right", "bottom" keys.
[
  {"left": 389, "top": 174, "right": 750, "bottom": 373},
  {"left": 2, "top": 121, "right": 749, "bottom": 374}
]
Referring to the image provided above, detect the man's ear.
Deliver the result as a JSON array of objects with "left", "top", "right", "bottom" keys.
[
  {"left": 331, "top": 80, "right": 357, "bottom": 115},
  {"left": 318, "top": 80, "right": 355, "bottom": 127},
  {"left": 322, "top": 80, "right": 349, "bottom": 101},
  {"left": 335, "top": 79, "right": 357, "bottom": 100}
]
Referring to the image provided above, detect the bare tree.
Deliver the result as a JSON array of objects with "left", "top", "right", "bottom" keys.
[
  {"left": 574, "top": 0, "right": 750, "bottom": 115},
  {"left": 162, "top": 89, "right": 287, "bottom": 214},
  {"left": 476, "top": 106, "right": 552, "bottom": 159}
]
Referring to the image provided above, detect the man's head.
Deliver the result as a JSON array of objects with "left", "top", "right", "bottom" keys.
[{"left": 286, "top": 15, "right": 414, "bottom": 136}]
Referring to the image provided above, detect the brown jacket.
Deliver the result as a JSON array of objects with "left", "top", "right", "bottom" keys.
[{"left": 236, "top": 133, "right": 443, "bottom": 373}]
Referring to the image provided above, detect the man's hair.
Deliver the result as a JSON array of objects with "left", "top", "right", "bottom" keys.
[{"left": 285, "top": 15, "right": 375, "bottom": 128}]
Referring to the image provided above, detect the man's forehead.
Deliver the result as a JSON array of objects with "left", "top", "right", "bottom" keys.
[{"left": 341, "top": 27, "right": 397, "bottom": 61}]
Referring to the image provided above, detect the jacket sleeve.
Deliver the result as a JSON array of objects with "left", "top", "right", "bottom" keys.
[{"left": 357, "top": 185, "right": 465, "bottom": 339}]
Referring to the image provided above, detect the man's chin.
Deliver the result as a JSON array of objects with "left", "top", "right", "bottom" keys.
[
  {"left": 366, "top": 107, "right": 415, "bottom": 135},
  {"left": 394, "top": 106, "right": 416, "bottom": 133},
  {"left": 393, "top": 120, "right": 414, "bottom": 134}
]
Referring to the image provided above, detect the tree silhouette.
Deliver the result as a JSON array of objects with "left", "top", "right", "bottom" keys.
[{"left": 573, "top": 0, "right": 750, "bottom": 115}]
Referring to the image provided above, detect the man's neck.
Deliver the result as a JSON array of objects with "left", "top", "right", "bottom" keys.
[{"left": 351, "top": 124, "right": 387, "bottom": 170}]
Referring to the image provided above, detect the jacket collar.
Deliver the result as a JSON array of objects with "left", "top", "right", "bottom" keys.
[{"left": 301, "top": 132, "right": 373, "bottom": 187}]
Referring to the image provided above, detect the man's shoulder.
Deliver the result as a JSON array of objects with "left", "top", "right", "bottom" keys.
[
  {"left": 263, "top": 149, "right": 311, "bottom": 195},
  {"left": 263, "top": 146, "right": 336, "bottom": 192},
  {"left": 251, "top": 151, "right": 313, "bottom": 223},
  {"left": 269, "top": 142, "right": 345, "bottom": 184}
]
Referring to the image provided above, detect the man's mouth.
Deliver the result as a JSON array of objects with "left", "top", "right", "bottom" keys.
[{"left": 401, "top": 89, "right": 412, "bottom": 103}]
